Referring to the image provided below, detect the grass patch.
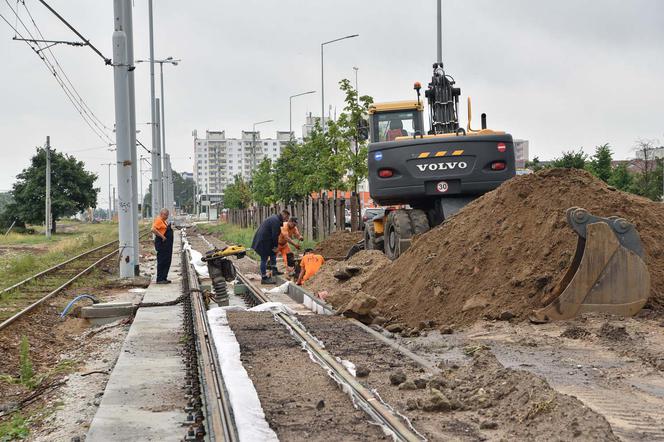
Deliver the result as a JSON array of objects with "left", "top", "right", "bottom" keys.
[
  {"left": 0, "top": 414, "right": 29, "bottom": 441},
  {"left": 0, "top": 223, "right": 118, "bottom": 290}
]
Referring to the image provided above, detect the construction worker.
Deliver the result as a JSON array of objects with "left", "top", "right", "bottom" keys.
[
  {"left": 151, "top": 208, "right": 173, "bottom": 284},
  {"left": 251, "top": 209, "right": 290, "bottom": 284},
  {"left": 297, "top": 248, "right": 325, "bottom": 285},
  {"left": 278, "top": 216, "right": 303, "bottom": 276}
]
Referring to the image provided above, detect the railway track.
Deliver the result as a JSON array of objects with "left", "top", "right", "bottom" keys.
[
  {"left": 0, "top": 233, "right": 149, "bottom": 331},
  {"left": 182, "top": 230, "right": 423, "bottom": 442}
]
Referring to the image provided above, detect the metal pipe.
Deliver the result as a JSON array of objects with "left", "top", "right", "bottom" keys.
[{"left": 437, "top": 0, "right": 442, "bottom": 64}]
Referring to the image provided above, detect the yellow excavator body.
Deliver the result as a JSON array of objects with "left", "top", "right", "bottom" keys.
[{"left": 530, "top": 207, "right": 650, "bottom": 323}]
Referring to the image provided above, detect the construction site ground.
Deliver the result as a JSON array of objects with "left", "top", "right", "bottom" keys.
[{"left": 185, "top": 224, "right": 661, "bottom": 441}]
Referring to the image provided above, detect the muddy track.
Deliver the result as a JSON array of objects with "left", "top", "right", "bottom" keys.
[
  {"left": 226, "top": 311, "right": 387, "bottom": 441},
  {"left": 299, "top": 315, "right": 618, "bottom": 442}
]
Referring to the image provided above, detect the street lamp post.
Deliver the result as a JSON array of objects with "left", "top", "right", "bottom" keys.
[
  {"left": 321, "top": 34, "right": 359, "bottom": 133},
  {"left": 136, "top": 57, "right": 180, "bottom": 213},
  {"left": 289, "top": 90, "right": 316, "bottom": 137},
  {"left": 251, "top": 119, "right": 273, "bottom": 179},
  {"left": 353, "top": 66, "right": 359, "bottom": 103}
]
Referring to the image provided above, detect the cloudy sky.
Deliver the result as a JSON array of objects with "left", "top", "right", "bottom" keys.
[{"left": 0, "top": 0, "right": 662, "bottom": 207}]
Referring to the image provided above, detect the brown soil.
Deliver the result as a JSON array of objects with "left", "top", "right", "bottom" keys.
[
  {"left": 304, "top": 250, "right": 390, "bottom": 307},
  {"left": 313, "top": 230, "right": 363, "bottom": 258},
  {"left": 355, "top": 168, "right": 664, "bottom": 328},
  {"left": 226, "top": 311, "right": 387, "bottom": 441},
  {"left": 299, "top": 315, "right": 617, "bottom": 441}
]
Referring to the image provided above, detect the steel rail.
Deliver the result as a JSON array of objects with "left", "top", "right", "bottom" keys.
[
  {"left": 0, "top": 231, "right": 151, "bottom": 331},
  {"left": 234, "top": 271, "right": 423, "bottom": 442},
  {"left": 0, "top": 238, "right": 121, "bottom": 295},
  {"left": 182, "top": 242, "right": 238, "bottom": 442},
  {"left": 0, "top": 246, "right": 119, "bottom": 331}
]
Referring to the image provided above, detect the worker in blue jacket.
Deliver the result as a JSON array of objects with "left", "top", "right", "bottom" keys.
[{"left": 251, "top": 209, "right": 290, "bottom": 284}]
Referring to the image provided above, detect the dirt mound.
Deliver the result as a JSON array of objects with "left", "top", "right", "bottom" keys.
[
  {"left": 305, "top": 250, "right": 390, "bottom": 318},
  {"left": 313, "top": 230, "right": 363, "bottom": 258},
  {"left": 353, "top": 168, "right": 664, "bottom": 328}
]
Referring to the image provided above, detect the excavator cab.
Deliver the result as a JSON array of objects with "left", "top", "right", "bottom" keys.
[{"left": 368, "top": 101, "right": 425, "bottom": 143}]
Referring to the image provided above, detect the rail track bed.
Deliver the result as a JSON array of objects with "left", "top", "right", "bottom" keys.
[{"left": 184, "top": 229, "right": 624, "bottom": 441}]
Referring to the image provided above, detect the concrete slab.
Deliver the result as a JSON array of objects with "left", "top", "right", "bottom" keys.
[{"left": 87, "top": 232, "right": 186, "bottom": 442}]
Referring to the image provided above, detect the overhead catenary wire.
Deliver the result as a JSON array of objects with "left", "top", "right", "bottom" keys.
[
  {"left": 0, "top": 3, "right": 115, "bottom": 146},
  {"left": 20, "top": 1, "right": 114, "bottom": 134}
]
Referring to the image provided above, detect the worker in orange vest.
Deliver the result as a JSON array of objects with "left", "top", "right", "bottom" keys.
[
  {"left": 277, "top": 217, "right": 303, "bottom": 276},
  {"left": 297, "top": 248, "right": 325, "bottom": 285}
]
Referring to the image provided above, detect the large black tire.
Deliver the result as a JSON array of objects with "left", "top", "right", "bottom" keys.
[
  {"left": 409, "top": 209, "right": 431, "bottom": 236},
  {"left": 384, "top": 210, "right": 414, "bottom": 260},
  {"left": 364, "top": 224, "right": 384, "bottom": 252}
]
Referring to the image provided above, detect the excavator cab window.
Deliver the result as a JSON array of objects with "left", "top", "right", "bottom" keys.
[{"left": 373, "top": 110, "right": 422, "bottom": 142}]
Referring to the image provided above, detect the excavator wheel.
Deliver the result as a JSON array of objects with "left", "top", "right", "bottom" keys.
[
  {"left": 384, "top": 210, "right": 414, "bottom": 260},
  {"left": 530, "top": 207, "right": 650, "bottom": 323},
  {"left": 409, "top": 209, "right": 431, "bottom": 236},
  {"left": 364, "top": 224, "right": 384, "bottom": 252}
]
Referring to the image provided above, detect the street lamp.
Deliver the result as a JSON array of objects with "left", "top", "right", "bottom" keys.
[
  {"left": 353, "top": 66, "right": 359, "bottom": 103},
  {"left": 136, "top": 57, "right": 180, "bottom": 212},
  {"left": 251, "top": 119, "right": 273, "bottom": 179},
  {"left": 289, "top": 90, "right": 316, "bottom": 137},
  {"left": 321, "top": 34, "right": 359, "bottom": 133}
]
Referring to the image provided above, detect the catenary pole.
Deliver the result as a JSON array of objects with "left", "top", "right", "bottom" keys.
[
  {"left": 112, "top": 0, "right": 134, "bottom": 277},
  {"left": 148, "top": 0, "right": 159, "bottom": 218},
  {"left": 437, "top": 0, "right": 442, "bottom": 64},
  {"left": 155, "top": 98, "right": 163, "bottom": 211},
  {"left": 121, "top": 0, "right": 140, "bottom": 275},
  {"left": 45, "top": 136, "right": 51, "bottom": 238}
]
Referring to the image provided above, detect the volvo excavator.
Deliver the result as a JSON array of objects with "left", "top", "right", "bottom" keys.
[{"left": 352, "top": 0, "right": 650, "bottom": 321}]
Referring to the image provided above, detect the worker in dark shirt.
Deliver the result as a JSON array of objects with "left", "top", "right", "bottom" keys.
[{"left": 251, "top": 210, "right": 290, "bottom": 284}]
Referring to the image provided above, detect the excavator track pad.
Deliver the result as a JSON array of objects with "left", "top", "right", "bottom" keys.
[{"left": 530, "top": 207, "right": 650, "bottom": 323}]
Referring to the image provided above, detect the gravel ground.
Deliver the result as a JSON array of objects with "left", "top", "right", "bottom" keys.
[{"left": 226, "top": 311, "right": 388, "bottom": 441}]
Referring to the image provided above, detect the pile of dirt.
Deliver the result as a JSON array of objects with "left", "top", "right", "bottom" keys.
[
  {"left": 313, "top": 230, "right": 363, "bottom": 258},
  {"left": 346, "top": 168, "right": 664, "bottom": 328},
  {"left": 304, "top": 250, "right": 390, "bottom": 321}
]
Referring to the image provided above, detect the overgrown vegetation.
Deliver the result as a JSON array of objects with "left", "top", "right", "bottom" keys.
[{"left": 0, "top": 414, "right": 29, "bottom": 440}]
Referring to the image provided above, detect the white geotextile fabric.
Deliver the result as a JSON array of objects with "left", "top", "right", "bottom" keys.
[
  {"left": 266, "top": 282, "right": 290, "bottom": 294},
  {"left": 181, "top": 235, "right": 209, "bottom": 278},
  {"left": 207, "top": 307, "right": 279, "bottom": 442}
]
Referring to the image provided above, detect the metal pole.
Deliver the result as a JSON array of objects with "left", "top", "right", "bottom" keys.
[
  {"left": 437, "top": 0, "right": 442, "bottom": 64},
  {"left": 160, "top": 62, "right": 168, "bottom": 210},
  {"left": 122, "top": 0, "right": 139, "bottom": 275},
  {"left": 45, "top": 136, "right": 51, "bottom": 238},
  {"left": 148, "top": 0, "right": 158, "bottom": 218},
  {"left": 320, "top": 43, "right": 325, "bottom": 133},
  {"left": 139, "top": 156, "right": 143, "bottom": 218},
  {"left": 155, "top": 98, "right": 163, "bottom": 211},
  {"left": 353, "top": 66, "right": 359, "bottom": 103},
  {"left": 103, "top": 163, "right": 112, "bottom": 220},
  {"left": 112, "top": 0, "right": 134, "bottom": 277},
  {"left": 289, "top": 96, "right": 292, "bottom": 135},
  {"left": 251, "top": 126, "right": 256, "bottom": 180}
]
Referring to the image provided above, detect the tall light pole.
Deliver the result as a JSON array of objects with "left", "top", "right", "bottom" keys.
[
  {"left": 289, "top": 90, "right": 315, "bottom": 137},
  {"left": 45, "top": 136, "right": 51, "bottom": 238},
  {"left": 251, "top": 119, "right": 273, "bottom": 179},
  {"left": 321, "top": 34, "right": 359, "bottom": 133},
  {"left": 136, "top": 57, "right": 180, "bottom": 213},
  {"left": 353, "top": 66, "right": 359, "bottom": 103},
  {"left": 102, "top": 162, "right": 114, "bottom": 220},
  {"left": 148, "top": 0, "right": 158, "bottom": 217}
]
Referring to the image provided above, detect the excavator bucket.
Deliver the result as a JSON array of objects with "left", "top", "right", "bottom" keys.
[{"left": 530, "top": 207, "right": 650, "bottom": 323}]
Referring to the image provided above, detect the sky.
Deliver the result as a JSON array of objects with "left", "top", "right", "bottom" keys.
[{"left": 0, "top": 0, "right": 662, "bottom": 207}]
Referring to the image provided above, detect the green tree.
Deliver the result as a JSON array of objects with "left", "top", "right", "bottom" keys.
[
  {"left": 525, "top": 156, "right": 545, "bottom": 172},
  {"left": 172, "top": 171, "right": 195, "bottom": 213},
  {"left": 251, "top": 158, "right": 277, "bottom": 205},
  {"left": 8, "top": 148, "right": 98, "bottom": 233},
  {"left": 335, "top": 78, "right": 374, "bottom": 195},
  {"left": 551, "top": 149, "right": 587, "bottom": 169},
  {"left": 608, "top": 163, "right": 633, "bottom": 191},
  {"left": 586, "top": 143, "right": 613, "bottom": 182},
  {"left": 223, "top": 175, "right": 252, "bottom": 209}
]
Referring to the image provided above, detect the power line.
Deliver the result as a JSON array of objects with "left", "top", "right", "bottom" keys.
[
  {"left": 0, "top": 4, "right": 114, "bottom": 145},
  {"left": 20, "top": 1, "right": 114, "bottom": 134}
]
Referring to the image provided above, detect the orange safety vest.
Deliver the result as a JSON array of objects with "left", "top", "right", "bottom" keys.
[{"left": 301, "top": 254, "right": 325, "bottom": 282}]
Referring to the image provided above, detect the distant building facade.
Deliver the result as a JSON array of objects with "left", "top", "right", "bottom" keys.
[
  {"left": 513, "top": 139, "right": 530, "bottom": 169},
  {"left": 192, "top": 129, "right": 294, "bottom": 211}
]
